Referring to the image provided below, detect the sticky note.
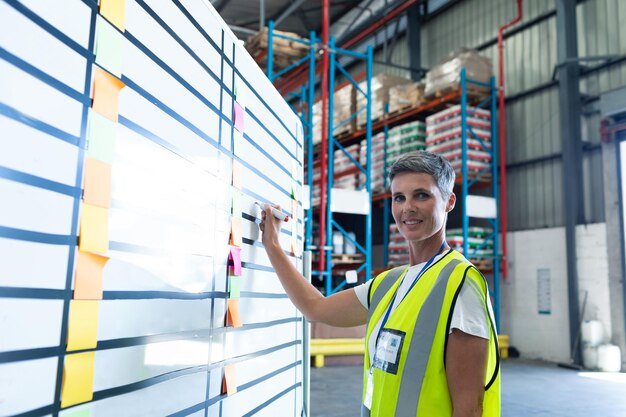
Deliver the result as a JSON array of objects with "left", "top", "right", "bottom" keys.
[
  {"left": 231, "top": 189, "right": 242, "bottom": 219},
  {"left": 99, "top": 0, "right": 126, "bottom": 32},
  {"left": 229, "top": 246, "right": 242, "bottom": 276},
  {"left": 74, "top": 252, "right": 108, "bottom": 300},
  {"left": 230, "top": 218, "right": 242, "bottom": 247},
  {"left": 83, "top": 157, "right": 112, "bottom": 208},
  {"left": 79, "top": 203, "right": 109, "bottom": 254},
  {"left": 226, "top": 298, "right": 242, "bottom": 327},
  {"left": 64, "top": 409, "right": 92, "bottom": 417},
  {"left": 222, "top": 364, "right": 237, "bottom": 395},
  {"left": 233, "top": 130, "right": 244, "bottom": 156},
  {"left": 234, "top": 102, "right": 245, "bottom": 132},
  {"left": 229, "top": 276, "right": 241, "bottom": 298},
  {"left": 87, "top": 112, "right": 116, "bottom": 164},
  {"left": 234, "top": 80, "right": 246, "bottom": 106},
  {"left": 95, "top": 20, "right": 123, "bottom": 78},
  {"left": 67, "top": 300, "right": 99, "bottom": 351},
  {"left": 232, "top": 160, "right": 243, "bottom": 189},
  {"left": 61, "top": 352, "right": 95, "bottom": 408},
  {"left": 92, "top": 66, "right": 125, "bottom": 122}
]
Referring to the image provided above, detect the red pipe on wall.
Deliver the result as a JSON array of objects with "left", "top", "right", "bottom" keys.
[
  {"left": 498, "top": 0, "right": 523, "bottom": 279},
  {"left": 319, "top": 0, "right": 329, "bottom": 274}
]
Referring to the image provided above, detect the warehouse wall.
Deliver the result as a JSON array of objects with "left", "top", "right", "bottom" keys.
[{"left": 501, "top": 223, "right": 612, "bottom": 362}]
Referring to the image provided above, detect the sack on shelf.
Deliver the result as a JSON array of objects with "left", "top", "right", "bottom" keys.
[{"left": 424, "top": 48, "right": 492, "bottom": 99}]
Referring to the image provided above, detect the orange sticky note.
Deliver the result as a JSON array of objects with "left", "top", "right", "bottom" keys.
[
  {"left": 79, "top": 203, "right": 109, "bottom": 254},
  {"left": 221, "top": 364, "right": 237, "bottom": 395},
  {"left": 230, "top": 218, "right": 242, "bottom": 247},
  {"left": 61, "top": 352, "right": 96, "bottom": 408},
  {"left": 232, "top": 160, "right": 243, "bottom": 189},
  {"left": 92, "top": 66, "right": 125, "bottom": 122},
  {"left": 99, "top": 0, "right": 126, "bottom": 32},
  {"left": 67, "top": 300, "right": 99, "bottom": 351},
  {"left": 83, "top": 157, "right": 112, "bottom": 208},
  {"left": 74, "top": 252, "right": 108, "bottom": 300},
  {"left": 226, "top": 298, "right": 242, "bottom": 328}
]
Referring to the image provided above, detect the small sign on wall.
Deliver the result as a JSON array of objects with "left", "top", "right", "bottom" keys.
[{"left": 537, "top": 268, "right": 551, "bottom": 315}]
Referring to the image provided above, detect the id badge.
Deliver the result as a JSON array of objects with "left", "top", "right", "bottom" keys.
[
  {"left": 364, "top": 368, "right": 374, "bottom": 410},
  {"left": 373, "top": 328, "right": 405, "bottom": 374}
]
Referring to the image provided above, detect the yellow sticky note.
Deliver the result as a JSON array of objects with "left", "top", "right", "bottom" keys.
[
  {"left": 222, "top": 364, "right": 237, "bottom": 395},
  {"left": 99, "top": 0, "right": 126, "bottom": 32},
  {"left": 61, "top": 352, "right": 96, "bottom": 408},
  {"left": 226, "top": 298, "right": 242, "bottom": 328},
  {"left": 74, "top": 252, "right": 108, "bottom": 300},
  {"left": 79, "top": 203, "right": 109, "bottom": 254},
  {"left": 83, "top": 157, "right": 112, "bottom": 208},
  {"left": 67, "top": 300, "right": 99, "bottom": 351},
  {"left": 92, "top": 66, "right": 125, "bottom": 122}
]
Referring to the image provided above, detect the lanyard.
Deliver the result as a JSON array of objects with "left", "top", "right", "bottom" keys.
[{"left": 378, "top": 242, "right": 447, "bottom": 333}]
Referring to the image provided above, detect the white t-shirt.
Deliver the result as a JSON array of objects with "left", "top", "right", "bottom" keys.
[{"left": 353, "top": 253, "right": 490, "bottom": 365}]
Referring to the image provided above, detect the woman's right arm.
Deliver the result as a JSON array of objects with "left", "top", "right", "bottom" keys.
[{"left": 261, "top": 204, "right": 367, "bottom": 327}]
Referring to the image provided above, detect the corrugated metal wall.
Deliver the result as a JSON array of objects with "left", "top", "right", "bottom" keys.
[{"left": 413, "top": 0, "right": 626, "bottom": 230}]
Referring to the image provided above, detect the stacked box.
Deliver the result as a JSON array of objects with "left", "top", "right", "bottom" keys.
[
  {"left": 356, "top": 73, "right": 413, "bottom": 127},
  {"left": 308, "top": 144, "right": 360, "bottom": 207},
  {"left": 358, "top": 121, "right": 426, "bottom": 193},
  {"left": 424, "top": 48, "right": 492, "bottom": 99},
  {"left": 446, "top": 227, "right": 494, "bottom": 258},
  {"left": 426, "top": 105, "right": 491, "bottom": 175},
  {"left": 245, "top": 27, "right": 309, "bottom": 72},
  {"left": 312, "top": 84, "right": 355, "bottom": 144},
  {"left": 389, "top": 81, "right": 425, "bottom": 114},
  {"left": 388, "top": 223, "right": 409, "bottom": 267}
]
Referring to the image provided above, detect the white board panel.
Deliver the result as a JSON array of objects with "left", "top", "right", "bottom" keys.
[{"left": 0, "top": 1, "right": 304, "bottom": 416}]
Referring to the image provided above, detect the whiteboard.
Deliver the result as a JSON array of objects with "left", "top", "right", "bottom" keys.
[{"left": 0, "top": 0, "right": 305, "bottom": 416}]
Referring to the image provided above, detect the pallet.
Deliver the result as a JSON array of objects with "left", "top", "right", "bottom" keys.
[
  {"left": 331, "top": 253, "right": 365, "bottom": 264},
  {"left": 426, "top": 85, "right": 490, "bottom": 103},
  {"left": 471, "top": 258, "right": 493, "bottom": 271}
]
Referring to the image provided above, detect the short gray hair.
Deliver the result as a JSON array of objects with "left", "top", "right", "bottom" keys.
[{"left": 388, "top": 151, "right": 455, "bottom": 198}]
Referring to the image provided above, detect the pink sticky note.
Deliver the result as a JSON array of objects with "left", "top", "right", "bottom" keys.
[
  {"left": 234, "top": 102, "right": 245, "bottom": 132},
  {"left": 229, "top": 246, "right": 242, "bottom": 276}
]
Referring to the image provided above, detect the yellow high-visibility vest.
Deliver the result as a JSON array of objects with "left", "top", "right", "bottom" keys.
[{"left": 362, "top": 250, "right": 500, "bottom": 417}]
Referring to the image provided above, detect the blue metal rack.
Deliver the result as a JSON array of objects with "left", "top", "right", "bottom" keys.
[
  {"left": 324, "top": 37, "right": 373, "bottom": 295},
  {"left": 265, "top": 20, "right": 318, "bottom": 255},
  {"left": 459, "top": 68, "right": 501, "bottom": 328}
]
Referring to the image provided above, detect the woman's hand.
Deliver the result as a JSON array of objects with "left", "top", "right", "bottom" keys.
[{"left": 259, "top": 203, "right": 282, "bottom": 250}]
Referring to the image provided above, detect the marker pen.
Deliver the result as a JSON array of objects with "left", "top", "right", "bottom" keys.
[{"left": 255, "top": 202, "right": 290, "bottom": 222}]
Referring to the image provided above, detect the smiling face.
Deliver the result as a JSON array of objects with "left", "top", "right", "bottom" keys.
[{"left": 390, "top": 172, "right": 455, "bottom": 246}]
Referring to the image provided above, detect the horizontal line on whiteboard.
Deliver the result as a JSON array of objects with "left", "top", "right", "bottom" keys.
[
  {"left": 0, "top": 102, "right": 81, "bottom": 146},
  {"left": 85, "top": 340, "right": 302, "bottom": 408},
  {"left": 102, "top": 290, "right": 228, "bottom": 300},
  {"left": 0, "top": 286, "right": 66, "bottom": 299},
  {"left": 0, "top": 46, "right": 88, "bottom": 104},
  {"left": 0, "top": 166, "right": 82, "bottom": 198},
  {"left": 0, "top": 225, "right": 74, "bottom": 245},
  {"left": 7, "top": 404, "right": 54, "bottom": 417},
  {"left": 241, "top": 261, "right": 275, "bottom": 273},
  {"left": 240, "top": 291, "right": 288, "bottom": 299},
  {"left": 242, "top": 382, "right": 302, "bottom": 417},
  {"left": 170, "top": 0, "right": 301, "bottom": 149},
  {"left": 0, "top": 318, "right": 301, "bottom": 364},
  {"left": 169, "top": 361, "right": 302, "bottom": 417}
]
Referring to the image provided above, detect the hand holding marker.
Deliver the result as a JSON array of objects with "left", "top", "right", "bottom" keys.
[{"left": 255, "top": 202, "right": 290, "bottom": 222}]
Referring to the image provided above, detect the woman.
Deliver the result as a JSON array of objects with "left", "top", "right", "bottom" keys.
[{"left": 259, "top": 151, "right": 500, "bottom": 417}]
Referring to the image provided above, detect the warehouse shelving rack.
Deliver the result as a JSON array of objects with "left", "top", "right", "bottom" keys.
[{"left": 323, "top": 37, "right": 374, "bottom": 295}]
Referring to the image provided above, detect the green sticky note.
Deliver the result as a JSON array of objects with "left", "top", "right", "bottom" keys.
[
  {"left": 95, "top": 20, "right": 123, "bottom": 78},
  {"left": 63, "top": 409, "right": 91, "bottom": 417},
  {"left": 232, "top": 188, "right": 242, "bottom": 219},
  {"left": 87, "top": 112, "right": 116, "bottom": 164},
  {"left": 229, "top": 276, "right": 241, "bottom": 298},
  {"left": 234, "top": 80, "right": 246, "bottom": 106}
]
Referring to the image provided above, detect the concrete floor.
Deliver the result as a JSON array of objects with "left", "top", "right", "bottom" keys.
[{"left": 310, "top": 359, "right": 626, "bottom": 417}]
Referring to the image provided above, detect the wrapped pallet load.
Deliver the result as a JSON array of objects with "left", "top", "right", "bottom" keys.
[
  {"left": 424, "top": 48, "right": 492, "bottom": 99},
  {"left": 312, "top": 83, "right": 355, "bottom": 144},
  {"left": 245, "top": 27, "right": 309, "bottom": 72},
  {"left": 388, "top": 81, "right": 425, "bottom": 114},
  {"left": 356, "top": 73, "right": 413, "bottom": 127}
]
